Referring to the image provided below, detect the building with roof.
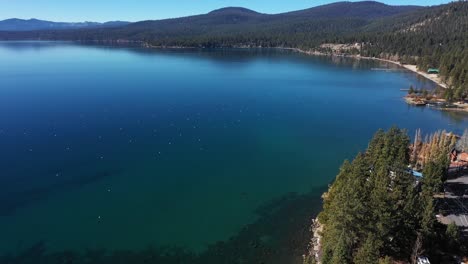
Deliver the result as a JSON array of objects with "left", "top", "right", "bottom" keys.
[{"left": 450, "top": 149, "right": 468, "bottom": 172}]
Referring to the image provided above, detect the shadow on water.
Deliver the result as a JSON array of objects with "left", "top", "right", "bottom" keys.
[
  {"left": 439, "top": 110, "right": 468, "bottom": 125},
  {"left": 404, "top": 104, "right": 468, "bottom": 128},
  {"left": 0, "top": 169, "right": 122, "bottom": 216},
  {"left": 0, "top": 189, "right": 326, "bottom": 264}
]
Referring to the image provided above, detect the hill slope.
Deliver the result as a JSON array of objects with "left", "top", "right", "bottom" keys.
[
  {"left": 0, "top": 1, "right": 421, "bottom": 41},
  {"left": 281, "top": 1, "right": 421, "bottom": 19},
  {"left": 108, "top": 1, "right": 421, "bottom": 42},
  {"left": 355, "top": 2, "right": 468, "bottom": 93}
]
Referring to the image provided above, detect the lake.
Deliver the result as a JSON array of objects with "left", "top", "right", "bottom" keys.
[{"left": 0, "top": 42, "right": 466, "bottom": 263}]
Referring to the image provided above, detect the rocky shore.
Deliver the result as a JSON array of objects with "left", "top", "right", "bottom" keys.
[
  {"left": 404, "top": 95, "right": 468, "bottom": 112},
  {"left": 303, "top": 218, "right": 323, "bottom": 264}
]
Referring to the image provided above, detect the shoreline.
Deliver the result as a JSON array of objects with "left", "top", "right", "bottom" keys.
[
  {"left": 287, "top": 47, "right": 449, "bottom": 89},
  {"left": 405, "top": 95, "right": 468, "bottom": 112},
  {"left": 145, "top": 43, "right": 449, "bottom": 90},
  {"left": 304, "top": 217, "right": 323, "bottom": 264},
  {"left": 146, "top": 44, "right": 468, "bottom": 112}
]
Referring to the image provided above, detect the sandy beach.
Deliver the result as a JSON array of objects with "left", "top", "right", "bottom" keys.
[
  {"left": 335, "top": 55, "right": 449, "bottom": 89},
  {"left": 400, "top": 64, "right": 448, "bottom": 89},
  {"left": 284, "top": 48, "right": 449, "bottom": 89}
]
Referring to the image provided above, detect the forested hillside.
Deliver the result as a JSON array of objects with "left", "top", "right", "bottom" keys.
[
  {"left": 346, "top": 1, "right": 468, "bottom": 98},
  {"left": 0, "top": 1, "right": 466, "bottom": 97},
  {"left": 0, "top": 1, "right": 420, "bottom": 46}
]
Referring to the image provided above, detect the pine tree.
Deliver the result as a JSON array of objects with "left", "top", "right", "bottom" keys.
[
  {"left": 446, "top": 222, "right": 460, "bottom": 249},
  {"left": 420, "top": 196, "right": 436, "bottom": 240},
  {"left": 318, "top": 127, "right": 454, "bottom": 263},
  {"left": 330, "top": 232, "right": 352, "bottom": 264},
  {"left": 353, "top": 234, "right": 381, "bottom": 264}
]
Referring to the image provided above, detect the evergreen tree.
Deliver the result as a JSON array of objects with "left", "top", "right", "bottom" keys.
[
  {"left": 319, "top": 127, "right": 455, "bottom": 263},
  {"left": 330, "top": 232, "right": 353, "bottom": 264},
  {"left": 353, "top": 234, "right": 381, "bottom": 264},
  {"left": 446, "top": 222, "right": 460, "bottom": 249},
  {"left": 420, "top": 196, "right": 436, "bottom": 240}
]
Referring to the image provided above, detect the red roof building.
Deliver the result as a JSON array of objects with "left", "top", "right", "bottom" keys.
[
  {"left": 459, "top": 152, "right": 468, "bottom": 162},
  {"left": 450, "top": 150, "right": 468, "bottom": 170}
]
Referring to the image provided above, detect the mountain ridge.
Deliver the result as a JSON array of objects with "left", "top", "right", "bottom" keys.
[
  {"left": 280, "top": 1, "right": 422, "bottom": 19},
  {"left": 0, "top": 1, "right": 423, "bottom": 32},
  {"left": 208, "top": 7, "right": 262, "bottom": 16},
  {"left": 0, "top": 18, "right": 130, "bottom": 31}
]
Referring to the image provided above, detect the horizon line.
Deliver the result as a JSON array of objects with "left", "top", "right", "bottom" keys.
[{"left": 0, "top": 0, "right": 445, "bottom": 24}]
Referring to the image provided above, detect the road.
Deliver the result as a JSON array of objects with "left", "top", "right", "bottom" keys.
[{"left": 437, "top": 174, "right": 468, "bottom": 231}]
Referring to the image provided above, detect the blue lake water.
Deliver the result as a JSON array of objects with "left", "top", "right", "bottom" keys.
[{"left": 0, "top": 42, "right": 467, "bottom": 263}]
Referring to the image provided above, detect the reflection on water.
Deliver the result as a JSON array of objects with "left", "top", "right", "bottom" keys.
[
  {"left": 439, "top": 110, "right": 468, "bottom": 125},
  {"left": 0, "top": 40, "right": 76, "bottom": 51}
]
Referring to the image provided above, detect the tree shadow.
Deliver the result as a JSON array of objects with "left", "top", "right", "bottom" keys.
[
  {"left": 435, "top": 180, "right": 468, "bottom": 225},
  {"left": 445, "top": 180, "right": 468, "bottom": 197},
  {"left": 436, "top": 196, "right": 468, "bottom": 217}
]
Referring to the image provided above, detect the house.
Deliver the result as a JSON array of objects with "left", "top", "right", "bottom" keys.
[
  {"left": 427, "top": 68, "right": 439, "bottom": 74},
  {"left": 451, "top": 149, "right": 468, "bottom": 163},
  {"left": 450, "top": 149, "right": 468, "bottom": 171},
  {"left": 459, "top": 152, "right": 468, "bottom": 162}
]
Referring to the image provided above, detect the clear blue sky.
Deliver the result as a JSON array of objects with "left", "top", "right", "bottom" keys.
[{"left": 0, "top": 0, "right": 453, "bottom": 22}]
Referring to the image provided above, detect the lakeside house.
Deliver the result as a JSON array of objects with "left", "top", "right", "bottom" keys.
[
  {"left": 450, "top": 148, "right": 468, "bottom": 171},
  {"left": 427, "top": 68, "right": 439, "bottom": 74}
]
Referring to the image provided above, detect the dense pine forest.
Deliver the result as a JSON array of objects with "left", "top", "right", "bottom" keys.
[
  {"left": 0, "top": 1, "right": 466, "bottom": 96},
  {"left": 313, "top": 128, "right": 465, "bottom": 264},
  {"left": 351, "top": 2, "right": 468, "bottom": 99}
]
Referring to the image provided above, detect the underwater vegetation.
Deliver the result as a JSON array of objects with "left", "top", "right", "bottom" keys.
[{"left": 0, "top": 191, "right": 323, "bottom": 264}]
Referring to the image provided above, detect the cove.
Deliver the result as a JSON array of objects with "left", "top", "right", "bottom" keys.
[{"left": 0, "top": 42, "right": 466, "bottom": 263}]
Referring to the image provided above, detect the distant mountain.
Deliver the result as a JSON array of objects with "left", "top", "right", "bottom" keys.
[
  {"left": 0, "top": 1, "right": 422, "bottom": 33},
  {"left": 0, "top": 18, "right": 130, "bottom": 31},
  {"left": 208, "top": 7, "right": 262, "bottom": 16},
  {"left": 75, "top": 1, "right": 419, "bottom": 45}
]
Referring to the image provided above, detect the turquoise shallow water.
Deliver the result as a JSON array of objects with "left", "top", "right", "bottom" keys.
[{"left": 0, "top": 42, "right": 467, "bottom": 263}]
